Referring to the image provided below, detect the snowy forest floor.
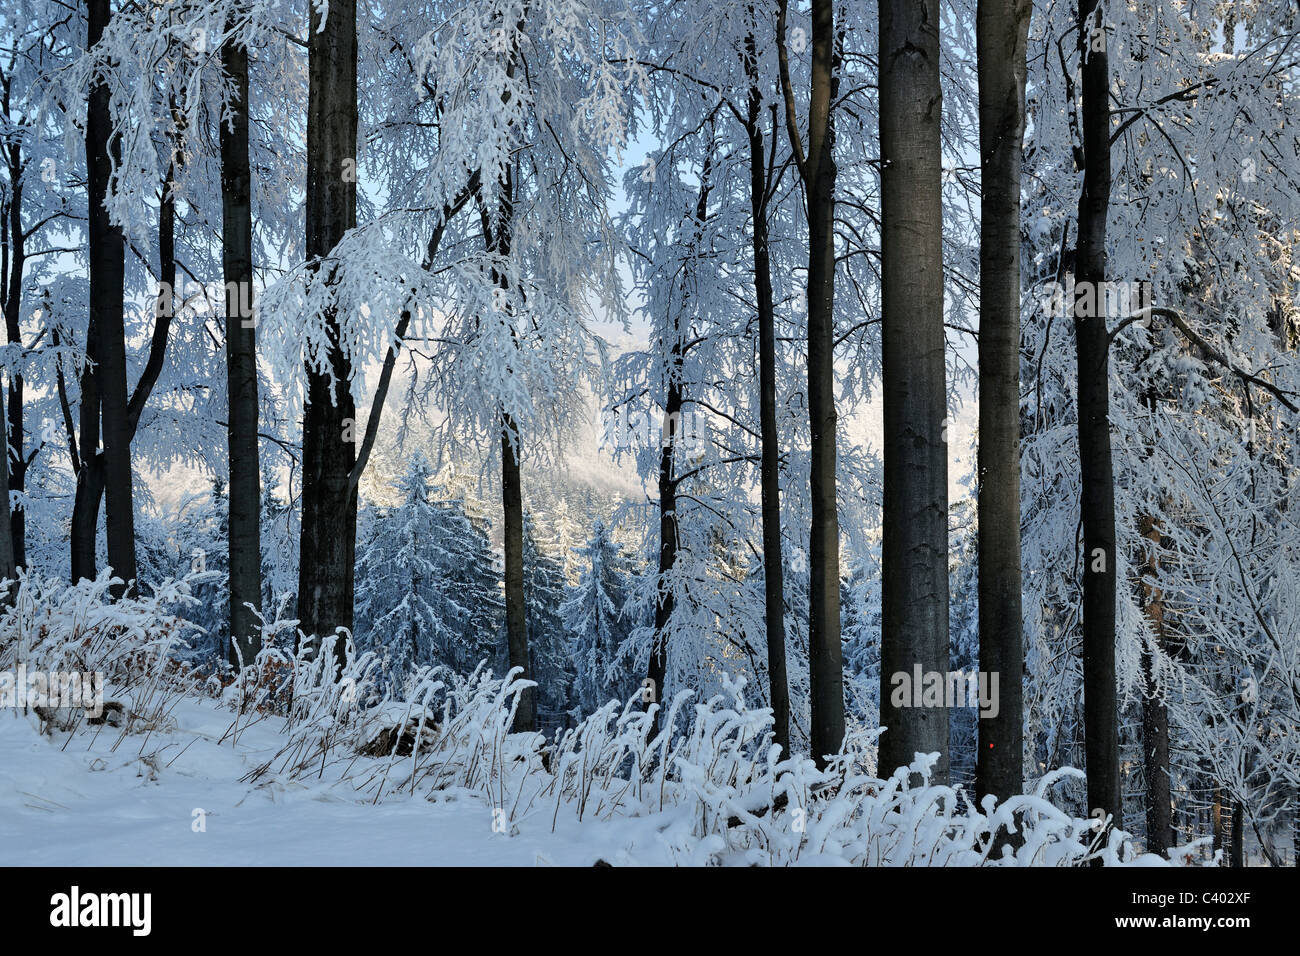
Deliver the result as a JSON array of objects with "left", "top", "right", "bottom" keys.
[
  {"left": 0, "top": 572, "right": 1204, "bottom": 867},
  {"left": 0, "top": 698, "right": 669, "bottom": 866}
]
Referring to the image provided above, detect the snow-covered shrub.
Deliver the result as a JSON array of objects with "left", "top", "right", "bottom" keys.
[
  {"left": 237, "top": 653, "right": 1196, "bottom": 866},
  {"left": 0, "top": 569, "right": 206, "bottom": 735},
  {"left": 240, "top": 631, "right": 383, "bottom": 779}
]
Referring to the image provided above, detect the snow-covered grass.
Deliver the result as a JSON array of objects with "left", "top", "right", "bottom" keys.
[{"left": 0, "top": 573, "right": 1212, "bottom": 866}]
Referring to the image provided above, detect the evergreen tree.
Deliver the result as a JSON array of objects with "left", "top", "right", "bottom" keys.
[
  {"left": 562, "top": 520, "right": 639, "bottom": 715},
  {"left": 356, "top": 456, "right": 443, "bottom": 686},
  {"left": 523, "top": 513, "right": 572, "bottom": 729},
  {"left": 355, "top": 453, "right": 504, "bottom": 691}
]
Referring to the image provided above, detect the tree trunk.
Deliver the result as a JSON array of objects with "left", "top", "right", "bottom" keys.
[
  {"left": 975, "top": 0, "right": 1031, "bottom": 806},
  {"left": 744, "top": 25, "right": 790, "bottom": 757},
  {"left": 648, "top": 164, "right": 711, "bottom": 735},
  {"left": 649, "top": 338, "right": 681, "bottom": 732},
  {"left": 86, "top": 0, "right": 135, "bottom": 597},
  {"left": 878, "top": 0, "right": 949, "bottom": 784},
  {"left": 3, "top": 130, "right": 26, "bottom": 570},
  {"left": 0, "top": 385, "right": 15, "bottom": 600},
  {"left": 502, "top": 415, "right": 534, "bottom": 731},
  {"left": 805, "top": 0, "right": 844, "bottom": 769},
  {"left": 70, "top": 456, "right": 102, "bottom": 582},
  {"left": 1075, "top": 0, "right": 1121, "bottom": 832},
  {"left": 477, "top": 145, "right": 532, "bottom": 733},
  {"left": 1138, "top": 512, "right": 1174, "bottom": 856},
  {"left": 1212, "top": 785, "right": 1225, "bottom": 863},
  {"left": 298, "top": 0, "right": 358, "bottom": 663},
  {"left": 220, "top": 13, "right": 264, "bottom": 668},
  {"left": 1230, "top": 800, "right": 1244, "bottom": 867}
]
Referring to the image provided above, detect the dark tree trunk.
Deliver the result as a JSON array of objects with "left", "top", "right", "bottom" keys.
[
  {"left": 70, "top": 455, "right": 102, "bottom": 582},
  {"left": 73, "top": 0, "right": 106, "bottom": 584},
  {"left": 878, "top": 0, "right": 949, "bottom": 784},
  {"left": 975, "top": 0, "right": 1031, "bottom": 806},
  {"left": 79, "top": 94, "right": 183, "bottom": 593},
  {"left": 1230, "top": 800, "right": 1244, "bottom": 867},
  {"left": 744, "top": 24, "right": 790, "bottom": 757},
  {"left": 85, "top": 0, "right": 135, "bottom": 597},
  {"left": 298, "top": 0, "right": 358, "bottom": 663},
  {"left": 805, "top": 0, "right": 844, "bottom": 768},
  {"left": 476, "top": 145, "right": 532, "bottom": 732},
  {"left": 649, "top": 338, "right": 681, "bottom": 731},
  {"left": 1138, "top": 512, "right": 1174, "bottom": 857},
  {"left": 0, "top": 385, "right": 14, "bottom": 598},
  {"left": 777, "top": 0, "right": 842, "bottom": 765},
  {"left": 502, "top": 415, "right": 534, "bottom": 732},
  {"left": 649, "top": 164, "right": 711, "bottom": 734},
  {"left": 3, "top": 125, "right": 26, "bottom": 570},
  {"left": 1075, "top": 0, "right": 1121, "bottom": 831},
  {"left": 220, "top": 13, "right": 264, "bottom": 668}
]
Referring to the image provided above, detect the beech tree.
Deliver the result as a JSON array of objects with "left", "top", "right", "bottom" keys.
[
  {"left": 219, "top": 1, "right": 262, "bottom": 666},
  {"left": 975, "top": 0, "right": 1031, "bottom": 804},
  {"left": 877, "top": 0, "right": 950, "bottom": 784}
]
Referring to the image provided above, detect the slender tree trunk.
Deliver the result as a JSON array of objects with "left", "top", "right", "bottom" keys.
[
  {"left": 1075, "top": 0, "right": 1121, "bottom": 831},
  {"left": 975, "top": 0, "right": 1031, "bottom": 805},
  {"left": 1138, "top": 511, "right": 1174, "bottom": 856},
  {"left": 477, "top": 150, "right": 532, "bottom": 733},
  {"left": 73, "top": 0, "right": 105, "bottom": 583},
  {"left": 298, "top": 0, "right": 358, "bottom": 662},
  {"left": 878, "top": 0, "right": 949, "bottom": 784},
  {"left": 649, "top": 339, "right": 681, "bottom": 731},
  {"left": 85, "top": 0, "right": 135, "bottom": 597},
  {"left": 805, "top": 0, "right": 844, "bottom": 769},
  {"left": 649, "top": 164, "right": 711, "bottom": 734},
  {"left": 502, "top": 414, "right": 533, "bottom": 731},
  {"left": 220, "top": 12, "right": 264, "bottom": 668},
  {"left": 0, "top": 385, "right": 15, "bottom": 600},
  {"left": 1230, "top": 800, "right": 1244, "bottom": 867},
  {"left": 81, "top": 99, "right": 183, "bottom": 593},
  {"left": 1212, "top": 784, "right": 1226, "bottom": 863},
  {"left": 3, "top": 133, "right": 26, "bottom": 570},
  {"left": 70, "top": 455, "right": 102, "bottom": 581},
  {"left": 744, "top": 25, "right": 790, "bottom": 756}
]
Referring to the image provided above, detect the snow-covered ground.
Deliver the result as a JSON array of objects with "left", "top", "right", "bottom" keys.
[
  {"left": 0, "top": 698, "right": 673, "bottom": 867},
  {"left": 0, "top": 571, "right": 1193, "bottom": 868}
]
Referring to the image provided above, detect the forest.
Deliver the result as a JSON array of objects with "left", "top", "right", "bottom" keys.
[{"left": 0, "top": 0, "right": 1297, "bottom": 869}]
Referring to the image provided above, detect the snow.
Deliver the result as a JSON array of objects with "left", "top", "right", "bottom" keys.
[{"left": 0, "top": 698, "right": 671, "bottom": 867}]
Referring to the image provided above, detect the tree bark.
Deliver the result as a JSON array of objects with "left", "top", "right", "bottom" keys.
[
  {"left": 648, "top": 163, "right": 711, "bottom": 735},
  {"left": 502, "top": 414, "right": 534, "bottom": 731},
  {"left": 220, "top": 11, "right": 264, "bottom": 668},
  {"left": 649, "top": 332, "right": 681, "bottom": 733},
  {"left": 878, "top": 0, "right": 949, "bottom": 784},
  {"left": 85, "top": 0, "right": 136, "bottom": 597},
  {"left": 806, "top": 0, "right": 844, "bottom": 768},
  {"left": 3, "top": 120, "right": 26, "bottom": 570},
  {"left": 1075, "top": 0, "right": 1121, "bottom": 832},
  {"left": 298, "top": 0, "right": 358, "bottom": 663},
  {"left": 776, "top": 0, "right": 843, "bottom": 765},
  {"left": 744, "top": 24, "right": 790, "bottom": 757},
  {"left": 1230, "top": 800, "right": 1244, "bottom": 867},
  {"left": 0, "top": 385, "right": 15, "bottom": 599},
  {"left": 975, "top": 0, "right": 1031, "bottom": 806},
  {"left": 1138, "top": 509, "right": 1174, "bottom": 856}
]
